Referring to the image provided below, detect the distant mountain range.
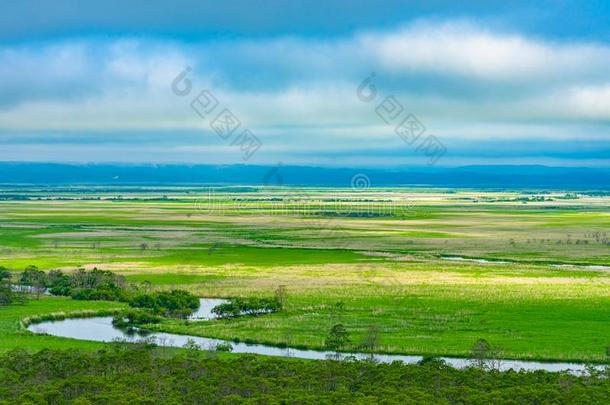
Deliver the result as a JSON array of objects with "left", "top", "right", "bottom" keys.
[{"left": 0, "top": 162, "right": 609, "bottom": 189}]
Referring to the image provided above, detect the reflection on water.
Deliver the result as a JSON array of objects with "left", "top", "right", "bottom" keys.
[
  {"left": 189, "top": 298, "right": 228, "bottom": 320},
  {"left": 27, "top": 299, "right": 601, "bottom": 375}
]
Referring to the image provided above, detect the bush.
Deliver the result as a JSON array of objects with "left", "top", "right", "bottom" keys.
[
  {"left": 215, "top": 342, "right": 233, "bottom": 352},
  {"left": 46, "top": 269, "right": 71, "bottom": 292},
  {"left": 71, "top": 286, "right": 126, "bottom": 301},
  {"left": 69, "top": 268, "right": 126, "bottom": 290},
  {"left": 20, "top": 266, "right": 47, "bottom": 290},
  {"left": 0, "top": 283, "right": 14, "bottom": 306},
  {"left": 212, "top": 297, "right": 280, "bottom": 319},
  {"left": 0, "top": 266, "right": 11, "bottom": 281},
  {"left": 129, "top": 290, "right": 200, "bottom": 318},
  {"left": 22, "top": 268, "right": 128, "bottom": 301}
]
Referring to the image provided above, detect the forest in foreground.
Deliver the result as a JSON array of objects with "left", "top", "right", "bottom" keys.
[{"left": 1, "top": 347, "right": 609, "bottom": 404}]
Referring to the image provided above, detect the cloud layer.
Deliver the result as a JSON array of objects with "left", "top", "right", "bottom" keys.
[{"left": 0, "top": 20, "right": 609, "bottom": 166}]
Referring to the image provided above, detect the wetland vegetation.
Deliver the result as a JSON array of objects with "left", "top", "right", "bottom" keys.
[{"left": 0, "top": 186, "right": 608, "bottom": 402}]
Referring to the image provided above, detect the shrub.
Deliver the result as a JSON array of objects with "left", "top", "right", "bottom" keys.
[
  {"left": 71, "top": 286, "right": 126, "bottom": 301},
  {"left": 129, "top": 290, "right": 200, "bottom": 318},
  {"left": 27, "top": 268, "right": 128, "bottom": 301},
  {"left": 215, "top": 342, "right": 234, "bottom": 352},
  {"left": 212, "top": 297, "right": 280, "bottom": 319},
  {"left": 0, "top": 266, "right": 11, "bottom": 281},
  {"left": 20, "top": 267, "right": 47, "bottom": 288}
]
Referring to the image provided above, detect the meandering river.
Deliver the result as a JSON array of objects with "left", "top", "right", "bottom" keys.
[{"left": 27, "top": 299, "right": 603, "bottom": 375}]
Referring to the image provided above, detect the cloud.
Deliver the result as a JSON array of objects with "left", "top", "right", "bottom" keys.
[
  {"left": 0, "top": 20, "right": 609, "bottom": 165},
  {"left": 364, "top": 21, "right": 610, "bottom": 83}
]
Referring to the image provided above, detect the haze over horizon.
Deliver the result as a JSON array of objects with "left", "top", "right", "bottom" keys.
[{"left": 1, "top": 0, "right": 609, "bottom": 167}]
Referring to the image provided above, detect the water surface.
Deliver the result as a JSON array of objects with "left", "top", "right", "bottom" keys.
[
  {"left": 189, "top": 298, "right": 228, "bottom": 320},
  {"left": 27, "top": 298, "right": 602, "bottom": 375}
]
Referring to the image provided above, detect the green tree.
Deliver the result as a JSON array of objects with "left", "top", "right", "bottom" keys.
[
  {"left": 325, "top": 323, "right": 350, "bottom": 351},
  {"left": 0, "top": 266, "right": 11, "bottom": 281},
  {"left": 20, "top": 266, "right": 47, "bottom": 299}
]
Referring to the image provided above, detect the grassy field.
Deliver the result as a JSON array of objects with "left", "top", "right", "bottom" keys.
[
  {"left": 0, "top": 186, "right": 609, "bottom": 362},
  {"left": 149, "top": 261, "right": 610, "bottom": 362},
  {"left": 0, "top": 296, "right": 126, "bottom": 351}
]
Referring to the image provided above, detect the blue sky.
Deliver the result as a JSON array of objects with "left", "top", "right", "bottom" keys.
[{"left": 1, "top": 0, "right": 609, "bottom": 167}]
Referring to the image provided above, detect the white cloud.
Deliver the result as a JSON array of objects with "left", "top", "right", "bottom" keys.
[
  {"left": 364, "top": 21, "right": 610, "bottom": 82},
  {"left": 0, "top": 21, "right": 609, "bottom": 165}
]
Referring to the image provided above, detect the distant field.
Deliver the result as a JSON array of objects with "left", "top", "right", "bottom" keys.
[{"left": 0, "top": 186, "right": 609, "bottom": 361}]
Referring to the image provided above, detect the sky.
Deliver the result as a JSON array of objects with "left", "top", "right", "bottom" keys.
[{"left": 1, "top": 0, "right": 610, "bottom": 167}]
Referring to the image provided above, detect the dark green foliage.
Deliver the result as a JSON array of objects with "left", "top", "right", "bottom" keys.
[
  {"left": 69, "top": 268, "right": 126, "bottom": 290},
  {"left": 0, "top": 266, "right": 11, "bottom": 281},
  {"left": 0, "top": 348, "right": 608, "bottom": 404},
  {"left": 70, "top": 286, "right": 126, "bottom": 301},
  {"left": 0, "top": 266, "right": 12, "bottom": 306},
  {"left": 470, "top": 338, "right": 504, "bottom": 370},
  {"left": 20, "top": 266, "right": 46, "bottom": 287},
  {"left": 0, "top": 285, "right": 27, "bottom": 306},
  {"left": 325, "top": 323, "right": 350, "bottom": 351},
  {"left": 21, "top": 267, "right": 128, "bottom": 301},
  {"left": 129, "top": 290, "right": 199, "bottom": 318},
  {"left": 63, "top": 268, "right": 127, "bottom": 301},
  {"left": 214, "top": 342, "right": 233, "bottom": 352},
  {"left": 212, "top": 297, "right": 281, "bottom": 319},
  {"left": 45, "top": 269, "right": 71, "bottom": 295},
  {"left": 471, "top": 338, "right": 491, "bottom": 362},
  {"left": 0, "top": 267, "right": 25, "bottom": 306},
  {"left": 0, "top": 282, "right": 15, "bottom": 306}
]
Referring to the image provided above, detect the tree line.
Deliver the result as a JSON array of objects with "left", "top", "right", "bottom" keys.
[
  {"left": 0, "top": 345, "right": 608, "bottom": 404},
  {"left": 1, "top": 266, "right": 201, "bottom": 319}
]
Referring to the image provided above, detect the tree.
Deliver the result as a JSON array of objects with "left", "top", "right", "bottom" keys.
[
  {"left": 215, "top": 342, "right": 233, "bottom": 352},
  {"left": 0, "top": 282, "right": 13, "bottom": 306},
  {"left": 20, "top": 266, "right": 47, "bottom": 299},
  {"left": 47, "top": 270, "right": 71, "bottom": 295},
  {"left": 470, "top": 338, "right": 491, "bottom": 369},
  {"left": 0, "top": 266, "right": 11, "bottom": 281},
  {"left": 470, "top": 338, "right": 503, "bottom": 370},
  {"left": 129, "top": 290, "right": 200, "bottom": 318},
  {"left": 0, "top": 268, "right": 25, "bottom": 306},
  {"left": 274, "top": 285, "right": 287, "bottom": 309},
  {"left": 325, "top": 323, "right": 350, "bottom": 351},
  {"left": 211, "top": 297, "right": 281, "bottom": 319},
  {"left": 361, "top": 325, "right": 381, "bottom": 353},
  {"left": 183, "top": 338, "right": 202, "bottom": 352},
  {"left": 140, "top": 280, "right": 152, "bottom": 293}
]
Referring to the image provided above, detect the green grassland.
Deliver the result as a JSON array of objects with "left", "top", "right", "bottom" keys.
[
  {"left": 0, "top": 296, "right": 126, "bottom": 351},
  {"left": 0, "top": 187, "right": 609, "bottom": 362},
  {"left": 144, "top": 257, "right": 610, "bottom": 362}
]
